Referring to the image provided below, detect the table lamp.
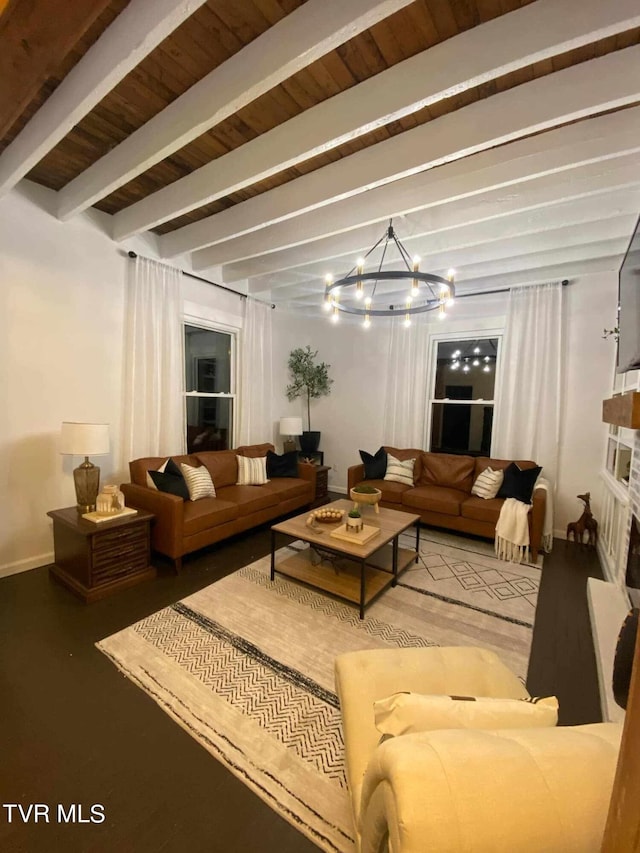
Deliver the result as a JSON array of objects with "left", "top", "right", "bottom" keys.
[
  {"left": 60, "top": 422, "right": 110, "bottom": 513},
  {"left": 279, "top": 417, "right": 302, "bottom": 453}
]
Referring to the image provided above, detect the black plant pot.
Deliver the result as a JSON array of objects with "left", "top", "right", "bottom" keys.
[{"left": 299, "top": 431, "right": 321, "bottom": 453}]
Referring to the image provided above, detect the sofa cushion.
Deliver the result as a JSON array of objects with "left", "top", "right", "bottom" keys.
[
  {"left": 419, "top": 452, "right": 475, "bottom": 492},
  {"left": 215, "top": 485, "right": 279, "bottom": 517},
  {"left": 130, "top": 454, "right": 198, "bottom": 487},
  {"left": 183, "top": 497, "right": 239, "bottom": 536},
  {"left": 266, "top": 450, "right": 298, "bottom": 478},
  {"left": 374, "top": 692, "right": 558, "bottom": 737},
  {"left": 236, "top": 443, "right": 275, "bottom": 458},
  {"left": 195, "top": 450, "right": 238, "bottom": 488},
  {"left": 262, "top": 478, "right": 310, "bottom": 501},
  {"left": 471, "top": 467, "right": 504, "bottom": 500},
  {"left": 384, "top": 454, "right": 416, "bottom": 486},
  {"left": 384, "top": 447, "right": 422, "bottom": 483},
  {"left": 180, "top": 462, "right": 217, "bottom": 500},
  {"left": 237, "top": 455, "right": 269, "bottom": 485},
  {"left": 498, "top": 462, "right": 542, "bottom": 503},
  {"left": 402, "top": 485, "right": 466, "bottom": 517},
  {"left": 360, "top": 447, "right": 388, "bottom": 480},
  {"left": 358, "top": 478, "right": 411, "bottom": 505},
  {"left": 461, "top": 495, "right": 504, "bottom": 524},
  {"left": 148, "top": 457, "right": 190, "bottom": 500}
]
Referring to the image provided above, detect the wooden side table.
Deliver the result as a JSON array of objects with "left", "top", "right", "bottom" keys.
[
  {"left": 311, "top": 465, "right": 331, "bottom": 508},
  {"left": 47, "top": 507, "right": 155, "bottom": 602}
]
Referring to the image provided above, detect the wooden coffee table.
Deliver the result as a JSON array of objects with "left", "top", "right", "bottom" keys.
[{"left": 270, "top": 499, "right": 420, "bottom": 619}]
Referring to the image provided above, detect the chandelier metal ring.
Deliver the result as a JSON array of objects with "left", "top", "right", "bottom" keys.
[{"left": 328, "top": 271, "right": 455, "bottom": 316}]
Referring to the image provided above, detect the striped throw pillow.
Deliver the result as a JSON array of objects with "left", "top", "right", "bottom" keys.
[
  {"left": 471, "top": 467, "right": 504, "bottom": 500},
  {"left": 237, "top": 455, "right": 269, "bottom": 486},
  {"left": 180, "top": 462, "right": 216, "bottom": 501},
  {"left": 384, "top": 454, "right": 415, "bottom": 486}
]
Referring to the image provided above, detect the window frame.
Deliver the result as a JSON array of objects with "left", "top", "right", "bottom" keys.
[
  {"left": 426, "top": 329, "right": 503, "bottom": 456},
  {"left": 182, "top": 317, "right": 238, "bottom": 450}
]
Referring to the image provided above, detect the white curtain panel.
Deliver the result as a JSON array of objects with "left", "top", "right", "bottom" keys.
[
  {"left": 383, "top": 315, "right": 430, "bottom": 446},
  {"left": 237, "top": 297, "right": 273, "bottom": 445},
  {"left": 120, "top": 256, "right": 185, "bottom": 469},
  {"left": 492, "top": 282, "right": 563, "bottom": 486}
]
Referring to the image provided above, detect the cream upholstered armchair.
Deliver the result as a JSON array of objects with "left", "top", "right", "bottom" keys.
[{"left": 335, "top": 647, "right": 622, "bottom": 853}]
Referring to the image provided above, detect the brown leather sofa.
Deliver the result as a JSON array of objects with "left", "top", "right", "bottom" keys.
[
  {"left": 121, "top": 443, "right": 315, "bottom": 571},
  {"left": 348, "top": 447, "right": 546, "bottom": 560}
]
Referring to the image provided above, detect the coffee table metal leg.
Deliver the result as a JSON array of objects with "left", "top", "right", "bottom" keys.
[
  {"left": 391, "top": 536, "right": 399, "bottom": 587},
  {"left": 270, "top": 529, "right": 276, "bottom": 580},
  {"left": 415, "top": 521, "right": 421, "bottom": 562},
  {"left": 360, "top": 559, "right": 366, "bottom": 620}
]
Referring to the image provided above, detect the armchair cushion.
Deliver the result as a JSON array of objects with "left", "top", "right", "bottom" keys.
[{"left": 374, "top": 692, "right": 558, "bottom": 737}]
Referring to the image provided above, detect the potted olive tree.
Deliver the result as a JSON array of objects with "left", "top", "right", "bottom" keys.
[{"left": 286, "top": 346, "right": 333, "bottom": 453}]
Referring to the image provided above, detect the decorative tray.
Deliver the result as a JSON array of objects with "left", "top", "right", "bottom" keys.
[{"left": 312, "top": 509, "right": 344, "bottom": 524}]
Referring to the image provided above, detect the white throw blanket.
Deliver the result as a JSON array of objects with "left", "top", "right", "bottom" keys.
[
  {"left": 495, "top": 476, "right": 555, "bottom": 563},
  {"left": 495, "top": 498, "right": 531, "bottom": 563}
]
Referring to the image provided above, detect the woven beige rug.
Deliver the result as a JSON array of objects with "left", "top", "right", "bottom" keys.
[{"left": 98, "top": 547, "right": 536, "bottom": 853}]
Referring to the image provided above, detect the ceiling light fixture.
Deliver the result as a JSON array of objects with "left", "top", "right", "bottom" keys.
[{"left": 323, "top": 219, "right": 455, "bottom": 324}]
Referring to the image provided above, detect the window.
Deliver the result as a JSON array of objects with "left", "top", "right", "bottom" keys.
[
  {"left": 184, "top": 324, "right": 236, "bottom": 453},
  {"left": 428, "top": 337, "right": 499, "bottom": 456}
]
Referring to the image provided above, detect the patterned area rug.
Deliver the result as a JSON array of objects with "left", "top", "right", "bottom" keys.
[
  {"left": 98, "top": 546, "right": 537, "bottom": 853},
  {"left": 398, "top": 531, "right": 541, "bottom": 628}
]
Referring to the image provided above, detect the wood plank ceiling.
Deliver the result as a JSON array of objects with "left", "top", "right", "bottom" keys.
[{"left": 1, "top": 0, "right": 640, "bottom": 315}]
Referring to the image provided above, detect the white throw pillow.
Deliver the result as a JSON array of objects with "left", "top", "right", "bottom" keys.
[
  {"left": 374, "top": 692, "right": 558, "bottom": 737},
  {"left": 384, "top": 454, "right": 415, "bottom": 486},
  {"left": 471, "top": 467, "right": 504, "bottom": 500},
  {"left": 146, "top": 458, "right": 169, "bottom": 490},
  {"left": 237, "top": 455, "right": 269, "bottom": 486},
  {"left": 180, "top": 462, "right": 216, "bottom": 501}
]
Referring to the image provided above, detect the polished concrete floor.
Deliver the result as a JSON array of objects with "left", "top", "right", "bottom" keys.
[{"left": 0, "top": 515, "right": 604, "bottom": 852}]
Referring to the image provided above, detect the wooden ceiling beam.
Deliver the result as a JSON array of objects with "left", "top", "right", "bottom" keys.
[
  {"left": 0, "top": 0, "right": 208, "bottom": 200},
  {"left": 56, "top": 0, "right": 415, "bottom": 221},
  {"left": 0, "top": 0, "right": 114, "bottom": 140},
  {"left": 119, "top": 0, "right": 640, "bottom": 245},
  {"left": 190, "top": 51, "right": 640, "bottom": 270}
]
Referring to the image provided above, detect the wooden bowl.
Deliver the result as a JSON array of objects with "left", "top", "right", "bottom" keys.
[{"left": 350, "top": 487, "right": 382, "bottom": 510}]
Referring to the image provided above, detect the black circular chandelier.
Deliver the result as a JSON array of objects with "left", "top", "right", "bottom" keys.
[{"left": 322, "top": 219, "right": 455, "bottom": 327}]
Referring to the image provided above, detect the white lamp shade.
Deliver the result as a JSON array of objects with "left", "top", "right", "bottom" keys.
[
  {"left": 60, "top": 422, "right": 110, "bottom": 456},
  {"left": 279, "top": 417, "right": 303, "bottom": 436}
]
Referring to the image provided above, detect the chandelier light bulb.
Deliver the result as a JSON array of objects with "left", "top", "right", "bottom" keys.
[
  {"left": 324, "top": 273, "right": 333, "bottom": 285},
  {"left": 364, "top": 295, "right": 372, "bottom": 307},
  {"left": 331, "top": 307, "right": 339, "bottom": 323},
  {"left": 412, "top": 255, "right": 421, "bottom": 270},
  {"left": 451, "top": 361, "right": 459, "bottom": 371},
  {"left": 473, "top": 347, "right": 480, "bottom": 354},
  {"left": 356, "top": 281, "right": 364, "bottom": 299},
  {"left": 446, "top": 296, "right": 455, "bottom": 307},
  {"left": 363, "top": 314, "right": 371, "bottom": 329},
  {"left": 463, "top": 363, "right": 470, "bottom": 373},
  {"left": 484, "top": 356, "right": 490, "bottom": 362},
  {"left": 438, "top": 303, "right": 446, "bottom": 320},
  {"left": 404, "top": 314, "right": 411, "bottom": 328},
  {"left": 447, "top": 268, "right": 456, "bottom": 282},
  {"left": 322, "top": 297, "right": 332, "bottom": 312},
  {"left": 356, "top": 257, "right": 365, "bottom": 275},
  {"left": 453, "top": 350, "right": 461, "bottom": 358},
  {"left": 411, "top": 281, "right": 419, "bottom": 297},
  {"left": 473, "top": 359, "right": 480, "bottom": 367},
  {"left": 483, "top": 364, "right": 491, "bottom": 372}
]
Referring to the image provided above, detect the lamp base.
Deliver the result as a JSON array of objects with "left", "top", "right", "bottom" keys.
[
  {"left": 73, "top": 458, "right": 100, "bottom": 514},
  {"left": 283, "top": 439, "right": 297, "bottom": 453}
]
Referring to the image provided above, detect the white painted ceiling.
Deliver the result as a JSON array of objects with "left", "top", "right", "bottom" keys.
[{"left": 1, "top": 0, "right": 639, "bottom": 318}]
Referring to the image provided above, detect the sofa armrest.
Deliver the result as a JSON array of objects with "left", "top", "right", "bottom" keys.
[
  {"left": 348, "top": 464, "right": 365, "bottom": 491},
  {"left": 359, "top": 724, "right": 621, "bottom": 853},
  {"left": 120, "top": 483, "right": 184, "bottom": 559},
  {"left": 296, "top": 462, "right": 317, "bottom": 493},
  {"left": 529, "top": 485, "right": 546, "bottom": 559}
]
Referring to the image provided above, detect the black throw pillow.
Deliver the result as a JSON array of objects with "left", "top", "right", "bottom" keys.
[
  {"left": 613, "top": 608, "right": 639, "bottom": 709},
  {"left": 266, "top": 449, "right": 299, "bottom": 478},
  {"left": 359, "top": 447, "right": 388, "bottom": 480},
  {"left": 497, "top": 462, "right": 542, "bottom": 503},
  {"left": 148, "top": 457, "right": 190, "bottom": 500}
]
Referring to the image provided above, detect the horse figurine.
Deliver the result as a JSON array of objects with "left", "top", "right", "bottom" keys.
[{"left": 566, "top": 492, "right": 598, "bottom": 548}]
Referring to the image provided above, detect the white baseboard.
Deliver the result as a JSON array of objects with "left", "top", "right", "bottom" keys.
[
  {"left": 330, "top": 485, "right": 348, "bottom": 495},
  {"left": 0, "top": 552, "right": 53, "bottom": 578}
]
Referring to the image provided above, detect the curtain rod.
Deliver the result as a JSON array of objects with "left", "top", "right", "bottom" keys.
[
  {"left": 126, "top": 250, "right": 275, "bottom": 308},
  {"left": 455, "top": 279, "right": 570, "bottom": 299}
]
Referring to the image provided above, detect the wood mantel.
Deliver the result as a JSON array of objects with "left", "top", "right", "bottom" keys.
[{"left": 602, "top": 391, "right": 640, "bottom": 429}]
